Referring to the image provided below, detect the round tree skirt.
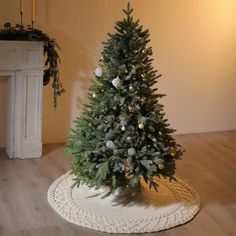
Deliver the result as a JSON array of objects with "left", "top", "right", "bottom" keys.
[{"left": 48, "top": 172, "right": 200, "bottom": 234}]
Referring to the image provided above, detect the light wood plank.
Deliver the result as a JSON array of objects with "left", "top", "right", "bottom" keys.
[{"left": 0, "top": 131, "right": 235, "bottom": 236}]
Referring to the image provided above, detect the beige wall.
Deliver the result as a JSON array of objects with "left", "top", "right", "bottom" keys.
[{"left": 0, "top": 0, "right": 235, "bottom": 146}]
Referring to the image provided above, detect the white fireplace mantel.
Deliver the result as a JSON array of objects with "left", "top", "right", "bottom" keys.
[{"left": 0, "top": 41, "right": 44, "bottom": 159}]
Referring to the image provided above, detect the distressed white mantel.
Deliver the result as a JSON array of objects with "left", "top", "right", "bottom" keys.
[{"left": 0, "top": 41, "right": 44, "bottom": 159}]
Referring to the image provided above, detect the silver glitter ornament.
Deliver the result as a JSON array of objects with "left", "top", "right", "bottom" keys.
[
  {"left": 128, "top": 148, "right": 136, "bottom": 156},
  {"left": 106, "top": 140, "right": 116, "bottom": 150},
  {"left": 112, "top": 76, "right": 122, "bottom": 89},
  {"left": 94, "top": 66, "right": 102, "bottom": 77}
]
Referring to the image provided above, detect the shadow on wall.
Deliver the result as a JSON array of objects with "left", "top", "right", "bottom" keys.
[
  {"left": 41, "top": 28, "right": 93, "bottom": 144},
  {"left": 39, "top": 0, "right": 116, "bottom": 144}
]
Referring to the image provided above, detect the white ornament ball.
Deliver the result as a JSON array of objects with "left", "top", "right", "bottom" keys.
[
  {"left": 121, "top": 126, "right": 126, "bottom": 131},
  {"left": 138, "top": 123, "right": 144, "bottom": 129},
  {"left": 112, "top": 76, "right": 122, "bottom": 89},
  {"left": 128, "top": 148, "right": 136, "bottom": 156},
  {"left": 92, "top": 93, "right": 96, "bottom": 98},
  {"left": 95, "top": 66, "right": 103, "bottom": 77},
  {"left": 106, "top": 140, "right": 116, "bottom": 150}
]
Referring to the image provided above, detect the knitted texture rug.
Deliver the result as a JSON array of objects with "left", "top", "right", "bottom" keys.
[{"left": 48, "top": 172, "right": 200, "bottom": 233}]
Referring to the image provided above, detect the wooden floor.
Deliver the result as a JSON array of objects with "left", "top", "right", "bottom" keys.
[{"left": 0, "top": 131, "right": 235, "bottom": 236}]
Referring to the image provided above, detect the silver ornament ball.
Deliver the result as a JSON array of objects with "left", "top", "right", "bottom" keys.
[
  {"left": 94, "top": 66, "right": 103, "bottom": 77},
  {"left": 112, "top": 76, "right": 122, "bottom": 89},
  {"left": 106, "top": 140, "right": 116, "bottom": 150},
  {"left": 128, "top": 148, "right": 136, "bottom": 156}
]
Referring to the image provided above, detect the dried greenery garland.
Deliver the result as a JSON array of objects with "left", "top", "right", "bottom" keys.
[{"left": 0, "top": 23, "right": 65, "bottom": 107}]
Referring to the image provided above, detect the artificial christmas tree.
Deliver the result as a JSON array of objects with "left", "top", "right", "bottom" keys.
[{"left": 66, "top": 3, "right": 183, "bottom": 196}]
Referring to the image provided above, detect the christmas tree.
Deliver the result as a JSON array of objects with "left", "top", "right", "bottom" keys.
[{"left": 66, "top": 3, "right": 183, "bottom": 196}]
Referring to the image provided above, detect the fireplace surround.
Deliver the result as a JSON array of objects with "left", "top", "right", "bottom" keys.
[{"left": 0, "top": 41, "right": 43, "bottom": 159}]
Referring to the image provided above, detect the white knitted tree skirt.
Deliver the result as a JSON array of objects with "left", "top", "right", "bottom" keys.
[{"left": 48, "top": 172, "right": 200, "bottom": 233}]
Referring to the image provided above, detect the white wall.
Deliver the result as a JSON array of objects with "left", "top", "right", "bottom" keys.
[{"left": 0, "top": 0, "right": 235, "bottom": 146}]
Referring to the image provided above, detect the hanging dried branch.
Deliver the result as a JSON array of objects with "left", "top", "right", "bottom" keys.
[{"left": 0, "top": 23, "right": 65, "bottom": 108}]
